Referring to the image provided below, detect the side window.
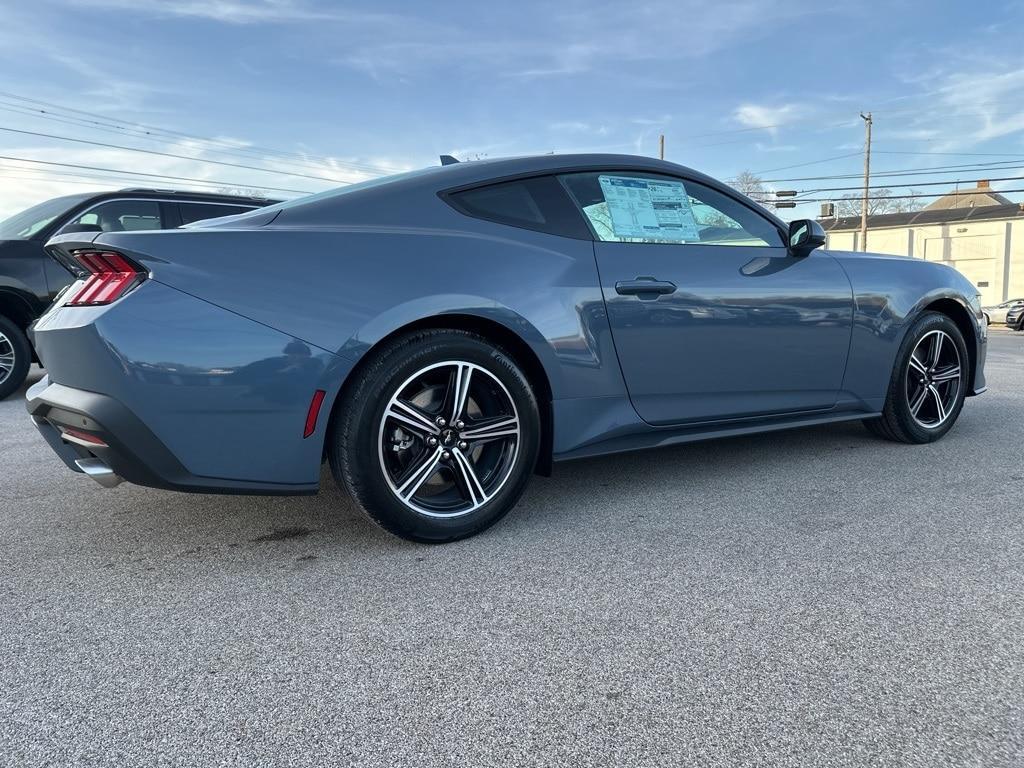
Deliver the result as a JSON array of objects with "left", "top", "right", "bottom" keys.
[
  {"left": 179, "top": 203, "right": 255, "bottom": 225},
  {"left": 560, "top": 172, "right": 784, "bottom": 248},
  {"left": 64, "top": 200, "right": 162, "bottom": 233},
  {"left": 446, "top": 176, "right": 591, "bottom": 239}
]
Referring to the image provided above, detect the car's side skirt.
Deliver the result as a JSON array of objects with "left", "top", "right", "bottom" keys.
[{"left": 552, "top": 408, "right": 877, "bottom": 463}]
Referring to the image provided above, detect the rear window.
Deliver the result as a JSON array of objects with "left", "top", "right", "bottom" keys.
[
  {"left": 446, "top": 176, "right": 590, "bottom": 239},
  {"left": 179, "top": 202, "right": 256, "bottom": 225},
  {"left": 60, "top": 199, "right": 163, "bottom": 234}
]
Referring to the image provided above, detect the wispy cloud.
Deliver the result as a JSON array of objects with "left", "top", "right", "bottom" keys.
[
  {"left": 336, "top": 0, "right": 824, "bottom": 81},
  {"left": 879, "top": 16, "right": 1024, "bottom": 153},
  {"left": 881, "top": 64, "right": 1024, "bottom": 152},
  {"left": 733, "top": 104, "right": 801, "bottom": 136},
  {"left": 65, "top": 0, "right": 391, "bottom": 24},
  {"left": 753, "top": 142, "right": 799, "bottom": 153},
  {"left": 937, "top": 68, "right": 1024, "bottom": 144}
]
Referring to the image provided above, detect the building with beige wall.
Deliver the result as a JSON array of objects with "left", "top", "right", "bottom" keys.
[{"left": 822, "top": 183, "right": 1024, "bottom": 306}]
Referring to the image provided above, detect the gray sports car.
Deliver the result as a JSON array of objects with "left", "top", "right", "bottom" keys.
[{"left": 27, "top": 154, "right": 987, "bottom": 542}]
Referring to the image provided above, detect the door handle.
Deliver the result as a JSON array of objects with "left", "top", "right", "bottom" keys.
[{"left": 614, "top": 276, "right": 677, "bottom": 300}]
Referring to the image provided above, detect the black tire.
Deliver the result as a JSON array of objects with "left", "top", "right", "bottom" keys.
[
  {"left": 0, "top": 315, "right": 31, "bottom": 400},
  {"left": 328, "top": 329, "right": 541, "bottom": 543},
  {"left": 862, "top": 311, "right": 969, "bottom": 444}
]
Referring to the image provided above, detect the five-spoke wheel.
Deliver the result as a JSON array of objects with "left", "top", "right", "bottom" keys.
[
  {"left": 864, "top": 311, "right": 969, "bottom": 444},
  {"left": 905, "top": 329, "right": 961, "bottom": 429},
  {"left": 378, "top": 361, "right": 521, "bottom": 518},
  {"left": 330, "top": 329, "right": 540, "bottom": 542}
]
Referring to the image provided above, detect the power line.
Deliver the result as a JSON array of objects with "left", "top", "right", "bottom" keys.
[
  {"left": 0, "top": 166, "right": 281, "bottom": 195},
  {"left": 0, "top": 170, "right": 230, "bottom": 193},
  {"left": 0, "top": 154, "right": 313, "bottom": 194},
  {"left": 874, "top": 149, "right": 1024, "bottom": 158},
  {"left": 792, "top": 174, "right": 1024, "bottom": 196},
  {"left": 0, "top": 101, "right": 355, "bottom": 178},
  {"left": 749, "top": 151, "right": 860, "bottom": 174},
  {"left": 0, "top": 125, "right": 359, "bottom": 185},
  {"left": 0, "top": 171, "right": 124, "bottom": 188},
  {"left": 760, "top": 159, "right": 1024, "bottom": 184},
  {"left": 793, "top": 187, "right": 1024, "bottom": 203},
  {"left": 0, "top": 100, "right": 399, "bottom": 181},
  {"left": 0, "top": 90, "right": 406, "bottom": 176}
]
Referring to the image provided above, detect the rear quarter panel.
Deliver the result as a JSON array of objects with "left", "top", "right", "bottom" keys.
[
  {"left": 95, "top": 223, "right": 624, "bottom": 405},
  {"left": 32, "top": 278, "right": 349, "bottom": 485}
]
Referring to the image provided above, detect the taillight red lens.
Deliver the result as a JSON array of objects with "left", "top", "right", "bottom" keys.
[{"left": 65, "top": 251, "right": 145, "bottom": 306}]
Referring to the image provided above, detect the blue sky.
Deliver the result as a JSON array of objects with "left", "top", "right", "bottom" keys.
[{"left": 1, "top": 0, "right": 1024, "bottom": 218}]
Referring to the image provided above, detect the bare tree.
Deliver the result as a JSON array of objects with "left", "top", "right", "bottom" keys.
[
  {"left": 835, "top": 188, "right": 923, "bottom": 218},
  {"left": 731, "top": 170, "right": 766, "bottom": 201},
  {"left": 214, "top": 186, "right": 274, "bottom": 199}
]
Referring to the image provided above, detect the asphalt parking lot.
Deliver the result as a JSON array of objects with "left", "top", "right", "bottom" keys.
[{"left": 2, "top": 330, "right": 1022, "bottom": 767}]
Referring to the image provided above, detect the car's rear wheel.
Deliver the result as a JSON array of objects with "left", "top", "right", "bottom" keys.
[
  {"left": 0, "top": 315, "right": 31, "bottom": 400},
  {"left": 329, "top": 329, "right": 540, "bottom": 543},
  {"left": 863, "top": 311, "right": 968, "bottom": 444}
]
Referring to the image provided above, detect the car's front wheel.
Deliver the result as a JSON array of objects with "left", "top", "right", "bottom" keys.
[
  {"left": 329, "top": 329, "right": 540, "bottom": 542},
  {"left": 0, "top": 315, "right": 31, "bottom": 400},
  {"left": 863, "top": 311, "right": 968, "bottom": 443}
]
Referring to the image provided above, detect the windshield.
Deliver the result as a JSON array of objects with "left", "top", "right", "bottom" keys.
[{"left": 0, "top": 194, "right": 92, "bottom": 240}]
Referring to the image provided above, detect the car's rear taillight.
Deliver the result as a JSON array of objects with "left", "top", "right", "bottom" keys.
[{"left": 65, "top": 251, "right": 146, "bottom": 306}]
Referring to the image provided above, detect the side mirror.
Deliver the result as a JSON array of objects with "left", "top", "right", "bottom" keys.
[
  {"left": 57, "top": 223, "right": 104, "bottom": 235},
  {"left": 788, "top": 219, "right": 826, "bottom": 257}
]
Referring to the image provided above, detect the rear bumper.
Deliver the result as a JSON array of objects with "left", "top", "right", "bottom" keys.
[
  {"left": 27, "top": 279, "right": 351, "bottom": 493},
  {"left": 27, "top": 376, "right": 319, "bottom": 496}
]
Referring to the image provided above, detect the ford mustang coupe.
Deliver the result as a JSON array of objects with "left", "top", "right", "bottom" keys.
[{"left": 27, "top": 154, "right": 987, "bottom": 542}]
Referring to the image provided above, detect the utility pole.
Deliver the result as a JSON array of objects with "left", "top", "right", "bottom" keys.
[
  {"left": 659, "top": 134, "right": 665, "bottom": 160},
  {"left": 859, "top": 112, "right": 872, "bottom": 252}
]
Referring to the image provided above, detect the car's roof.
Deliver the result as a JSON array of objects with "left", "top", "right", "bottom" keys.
[
  {"left": 251, "top": 152, "right": 770, "bottom": 223},
  {"left": 411, "top": 153, "right": 723, "bottom": 189}
]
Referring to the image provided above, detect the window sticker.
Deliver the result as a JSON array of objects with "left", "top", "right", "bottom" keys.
[{"left": 598, "top": 175, "right": 700, "bottom": 241}]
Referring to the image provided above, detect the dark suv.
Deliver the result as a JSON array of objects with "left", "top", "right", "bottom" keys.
[
  {"left": 1007, "top": 304, "right": 1024, "bottom": 331},
  {"left": 0, "top": 189, "right": 277, "bottom": 398}
]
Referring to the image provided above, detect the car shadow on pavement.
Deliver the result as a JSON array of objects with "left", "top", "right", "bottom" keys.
[
  {"left": 49, "top": 415, "right": 900, "bottom": 565},
  {"left": 11, "top": 361, "right": 992, "bottom": 563}
]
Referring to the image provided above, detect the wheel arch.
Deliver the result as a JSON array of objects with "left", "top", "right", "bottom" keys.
[
  {"left": 327, "top": 312, "right": 556, "bottom": 477},
  {"left": 0, "top": 289, "right": 39, "bottom": 365},
  {"left": 918, "top": 296, "right": 978, "bottom": 393},
  {"left": 0, "top": 288, "right": 38, "bottom": 331}
]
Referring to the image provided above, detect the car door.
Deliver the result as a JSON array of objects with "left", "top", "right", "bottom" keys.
[{"left": 560, "top": 171, "right": 854, "bottom": 426}]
